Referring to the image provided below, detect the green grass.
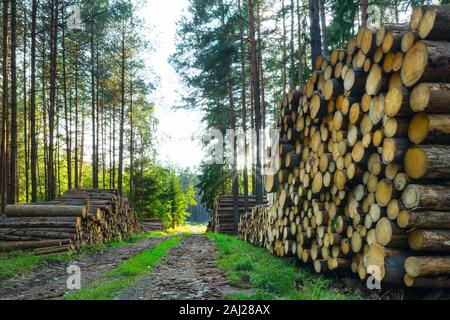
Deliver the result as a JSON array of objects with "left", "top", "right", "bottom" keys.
[
  {"left": 107, "top": 231, "right": 169, "bottom": 248},
  {"left": 65, "top": 236, "right": 183, "bottom": 300},
  {"left": 166, "top": 222, "right": 207, "bottom": 235},
  {"left": 207, "top": 233, "right": 361, "bottom": 300},
  {"left": 0, "top": 230, "right": 169, "bottom": 283}
]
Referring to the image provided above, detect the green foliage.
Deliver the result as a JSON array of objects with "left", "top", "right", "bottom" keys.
[
  {"left": 133, "top": 164, "right": 197, "bottom": 228},
  {"left": 66, "top": 236, "right": 183, "bottom": 300},
  {"left": 197, "top": 163, "right": 232, "bottom": 208},
  {"left": 208, "top": 233, "right": 361, "bottom": 300}
]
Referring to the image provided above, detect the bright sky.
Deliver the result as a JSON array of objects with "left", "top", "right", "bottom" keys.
[{"left": 138, "top": 0, "right": 205, "bottom": 170}]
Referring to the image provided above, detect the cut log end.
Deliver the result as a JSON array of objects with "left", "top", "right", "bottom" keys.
[
  {"left": 404, "top": 146, "right": 427, "bottom": 180},
  {"left": 375, "top": 218, "right": 392, "bottom": 246},
  {"left": 418, "top": 8, "right": 437, "bottom": 39},
  {"left": 401, "top": 41, "right": 428, "bottom": 88}
]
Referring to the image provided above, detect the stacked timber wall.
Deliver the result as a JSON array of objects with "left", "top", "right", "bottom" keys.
[
  {"left": 0, "top": 189, "right": 142, "bottom": 255},
  {"left": 142, "top": 218, "right": 166, "bottom": 233},
  {"left": 239, "top": 5, "right": 450, "bottom": 289},
  {"left": 209, "top": 196, "right": 266, "bottom": 235}
]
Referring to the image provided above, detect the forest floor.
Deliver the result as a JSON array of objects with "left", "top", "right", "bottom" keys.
[
  {"left": 0, "top": 234, "right": 172, "bottom": 300},
  {"left": 1, "top": 226, "right": 440, "bottom": 300}
]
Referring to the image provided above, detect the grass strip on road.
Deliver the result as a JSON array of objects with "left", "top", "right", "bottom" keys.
[
  {"left": 65, "top": 235, "right": 184, "bottom": 300},
  {"left": 208, "top": 233, "right": 361, "bottom": 300}
]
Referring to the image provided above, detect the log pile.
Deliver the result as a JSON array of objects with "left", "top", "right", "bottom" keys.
[
  {"left": 238, "top": 206, "right": 272, "bottom": 248},
  {"left": 142, "top": 218, "right": 166, "bottom": 233},
  {"left": 0, "top": 189, "right": 142, "bottom": 255},
  {"left": 239, "top": 5, "right": 450, "bottom": 288},
  {"left": 210, "top": 196, "right": 266, "bottom": 235}
]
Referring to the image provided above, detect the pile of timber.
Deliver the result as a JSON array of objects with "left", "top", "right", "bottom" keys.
[
  {"left": 0, "top": 189, "right": 143, "bottom": 255},
  {"left": 210, "top": 196, "right": 266, "bottom": 235},
  {"left": 142, "top": 218, "right": 165, "bottom": 233},
  {"left": 239, "top": 206, "right": 272, "bottom": 248},
  {"left": 240, "top": 5, "right": 450, "bottom": 289}
]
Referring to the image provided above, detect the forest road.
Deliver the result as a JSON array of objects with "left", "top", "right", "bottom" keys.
[
  {"left": 117, "top": 234, "right": 234, "bottom": 300},
  {"left": 0, "top": 236, "right": 170, "bottom": 300}
]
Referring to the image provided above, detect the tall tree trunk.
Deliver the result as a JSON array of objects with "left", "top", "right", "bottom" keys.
[
  {"left": 47, "top": 0, "right": 58, "bottom": 201},
  {"left": 42, "top": 48, "right": 47, "bottom": 199},
  {"left": 101, "top": 105, "right": 106, "bottom": 189},
  {"left": 30, "top": 0, "right": 37, "bottom": 202},
  {"left": 393, "top": 0, "right": 399, "bottom": 24},
  {"left": 282, "top": 0, "right": 287, "bottom": 93},
  {"left": 250, "top": 69, "right": 256, "bottom": 195},
  {"left": 257, "top": 1, "right": 266, "bottom": 130},
  {"left": 90, "top": 18, "right": 98, "bottom": 189},
  {"left": 361, "top": 0, "right": 368, "bottom": 27},
  {"left": 74, "top": 45, "right": 79, "bottom": 189},
  {"left": 112, "top": 105, "right": 116, "bottom": 189},
  {"left": 1, "top": 0, "right": 9, "bottom": 213},
  {"left": 238, "top": 0, "right": 249, "bottom": 212},
  {"left": 95, "top": 42, "right": 100, "bottom": 190},
  {"left": 248, "top": 0, "right": 263, "bottom": 204},
  {"left": 110, "top": 107, "right": 114, "bottom": 189},
  {"left": 129, "top": 78, "right": 134, "bottom": 204},
  {"left": 320, "top": 0, "right": 329, "bottom": 57},
  {"left": 56, "top": 112, "right": 61, "bottom": 196},
  {"left": 9, "top": 0, "right": 18, "bottom": 204},
  {"left": 23, "top": 6, "right": 29, "bottom": 202},
  {"left": 62, "top": 3, "right": 71, "bottom": 190},
  {"left": 139, "top": 134, "right": 144, "bottom": 216},
  {"left": 309, "top": 0, "right": 322, "bottom": 67},
  {"left": 78, "top": 115, "right": 84, "bottom": 187},
  {"left": 290, "top": 0, "right": 295, "bottom": 88},
  {"left": 296, "top": 0, "right": 303, "bottom": 85},
  {"left": 118, "top": 25, "right": 126, "bottom": 195},
  {"left": 257, "top": 0, "right": 267, "bottom": 182},
  {"left": 227, "top": 73, "right": 239, "bottom": 230}
]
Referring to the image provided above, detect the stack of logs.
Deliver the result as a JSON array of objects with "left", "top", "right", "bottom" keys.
[
  {"left": 210, "top": 196, "right": 266, "bottom": 235},
  {"left": 239, "top": 206, "right": 272, "bottom": 247},
  {"left": 0, "top": 189, "right": 142, "bottom": 255},
  {"left": 142, "top": 218, "right": 166, "bottom": 233},
  {"left": 240, "top": 5, "right": 450, "bottom": 289}
]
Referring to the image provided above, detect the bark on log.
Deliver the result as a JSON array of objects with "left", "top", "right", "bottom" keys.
[
  {"left": 5, "top": 205, "right": 87, "bottom": 217},
  {"left": 402, "top": 184, "right": 450, "bottom": 210},
  {"left": 405, "top": 256, "right": 450, "bottom": 277},
  {"left": 418, "top": 5, "right": 450, "bottom": 40},
  {"left": 408, "top": 229, "right": 450, "bottom": 252},
  {"left": 404, "top": 145, "right": 450, "bottom": 179},
  {"left": 409, "top": 82, "right": 450, "bottom": 113},
  {"left": 401, "top": 40, "right": 450, "bottom": 87},
  {"left": 397, "top": 210, "right": 450, "bottom": 229}
]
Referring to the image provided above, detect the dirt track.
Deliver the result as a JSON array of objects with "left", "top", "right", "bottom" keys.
[
  {"left": 117, "top": 234, "right": 234, "bottom": 300},
  {"left": 0, "top": 234, "right": 246, "bottom": 300},
  {"left": 0, "top": 236, "right": 168, "bottom": 300}
]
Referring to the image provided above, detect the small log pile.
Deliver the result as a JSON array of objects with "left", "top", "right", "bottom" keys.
[
  {"left": 210, "top": 196, "right": 266, "bottom": 235},
  {"left": 0, "top": 189, "right": 142, "bottom": 255},
  {"left": 238, "top": 206, "right": 272, "bottom": 249},
  {"left": 239, "top": 5, "right": 450, "bottom": 289},
  {"left": 142, "top": 218, "right": 166, "bottom": 232}
]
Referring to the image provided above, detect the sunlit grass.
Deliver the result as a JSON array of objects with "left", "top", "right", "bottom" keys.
[
  {"left": 107, "top": 231, "right": 168, "bottom": 247},
  {"left": 166, "top": 222, "right": 207, "bottom": 235},
  {"left": 65, "top": 236, "right": 183, "bottom": 300},
  {"left": 208, "top": 233, "right": 361, "bottom": 300}
]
